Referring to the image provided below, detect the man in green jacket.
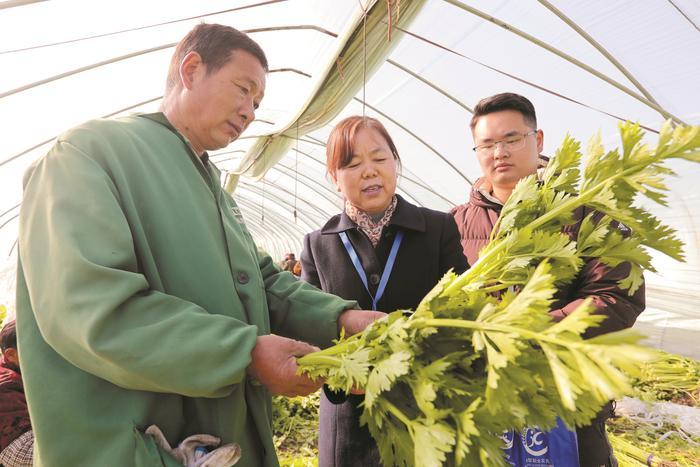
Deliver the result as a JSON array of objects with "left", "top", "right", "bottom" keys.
[{"left": 16, "top": 23, "right": 380, "bottom": 467}]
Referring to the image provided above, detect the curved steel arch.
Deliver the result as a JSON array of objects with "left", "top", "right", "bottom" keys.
[
  {"left": 236, "top": 178, "right": 330, "bottom": 230},
  {"left": 0, "top": 191, "right": 308, "bottom": 259},
  {"left": 538, "top": 0, "right": 665, "bottom": 109},
  {"left": 0, "top": 184, "right": 316, "bottom": 259},
  {"left": 668, "top": 0, "right": 700, "bottom": 32},
  {"left": 0, "top": 43, "right": 177, "bottom": 100},
  {"left": 232, "top": 146, "right": 442, "bottom": 247},
  {"left": 243, "top": 177, "right": 336, "bottom": 224},
  {"left": 0, "top": 0, "right": 291, "bottom": 55},
  {"left": 0, "top": 1, "right": 45, "bottom": 11},
  {"left": 288, "top": 133, "right": 458, "bottom": 207},
  {"left": 0, "top": 203, "right": 20, "bottom": 222},
  {"left": 393, "top": 24, "right": 661, "bottom": 134},
  {"left": 202, "top": 62, "right": 473, "bottom": 194},
  {"left": 353, "top": 97, "right": 474, "bottom": 186},
  {"left": 233, "top": 195, "right": 303, "bottom": 242},
  {"left": 236, "top": 178, "right": 327, "bottom": 226},
  {"left": 387, "top": 59, "right": 473, "bottom": 114},
  {"left": 236, "top": 211, "right": 292, "bottom": 257},
  {"left": 1, "top": 97, "right": 279, "bottom": 168},
  {"left": 262, "top": 161, "right": 366, "bottom": 218},
  {"left": 0, "top": 25, "right": 338, "bottom": 100},
  {"left": 297, "top": 103, "right": 467, "bottom": 197},
  {"left": 441, "top": 0, "right": 685, "bottom": 124},
  {"left": 215, "top": 146, "right": 345, "bottom": 215},
  {"left": 0, "top": 213, "right": 18, "bottom": 231},
  {"left": 273, "top": 150, "right": 429, "bottom": 211},
  {"left": 210, "top": 150, "right": 247, "bottom": 162},
  {"left": 238, "top": 215, "right": 292, "bottom": 256},
  {"left": 232, "top": 193, "right": 309, "bottom": 252},
  {"left": 238, "top": 176, "right": 335, "bottom": 230},
  {"left": 265, "top": 158, "right": 341, "bottom": 206},
  {"left": 1, "top": 96, "right": 163, "bottom": 167},
  {"left": 229, "top": 134, "right": 325, "bottom": 148}
]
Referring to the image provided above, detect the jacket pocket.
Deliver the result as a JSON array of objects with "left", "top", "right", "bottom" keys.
[{"left": 133, "top": 426, "right": 181, "bottom": 467}]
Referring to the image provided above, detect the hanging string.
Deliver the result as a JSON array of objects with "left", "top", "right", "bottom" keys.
[
  {"left": 261, "top": 177, "right": 266, "bottom": 224},
  {"left": 387, "top": 0, "right": 401, "bottom": 41},
  {"left": 361, "top": 0, "right": 368, "bottom": 117},
  {"left": 293, "top": 120, "right": 299, "bottom": 223},
  {"left": 387, "top": 0, "right": 394, "bottom": 41}
]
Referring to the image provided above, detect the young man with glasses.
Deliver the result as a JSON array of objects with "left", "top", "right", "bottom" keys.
[{"left": 451, "top": 92, "right": 645, "bottom": 467}]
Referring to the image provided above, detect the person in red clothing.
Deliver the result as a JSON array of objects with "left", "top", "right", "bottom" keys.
[
  {"left": 451, "top": 93, "right": 645, "bottom": 467},
  {"left": 0, "top": 320, "right": 33, "bottom": 467}
]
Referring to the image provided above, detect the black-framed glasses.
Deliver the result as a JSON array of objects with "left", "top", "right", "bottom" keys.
[{"left": 473, "top": 130, "right": 537, "bottom": 154}]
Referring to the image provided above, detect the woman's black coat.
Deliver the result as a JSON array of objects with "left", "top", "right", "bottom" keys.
[{"left": 300, "top": 195, "right": 468, "bottom": 467}]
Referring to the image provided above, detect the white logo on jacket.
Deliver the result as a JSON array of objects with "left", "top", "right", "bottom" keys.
[{"left": 521, "top": 427, "right": 548, "bottom": 457}]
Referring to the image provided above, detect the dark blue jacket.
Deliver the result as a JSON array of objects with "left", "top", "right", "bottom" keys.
[{"left": 301, "top": 195, "right": 468, "bottom": 467}]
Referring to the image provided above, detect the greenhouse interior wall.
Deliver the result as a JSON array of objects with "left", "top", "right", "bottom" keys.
[{"left": 0, "top": 0, "right": 699, "bottom": 359}]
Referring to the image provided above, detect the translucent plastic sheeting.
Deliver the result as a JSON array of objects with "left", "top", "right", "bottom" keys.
[
  {"left": 0, "top": 0, "right": 358, "bottom": 256},
  {"left": 616, "top": 396, "right": 700, "bottom": 440},
  {"left": 0, "top": 1, "right": 699, "bottom": 351}
]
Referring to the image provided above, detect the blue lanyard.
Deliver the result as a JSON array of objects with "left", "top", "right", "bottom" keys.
[{"left": 338, "top": 230, "right": 404, "bottom": 311}]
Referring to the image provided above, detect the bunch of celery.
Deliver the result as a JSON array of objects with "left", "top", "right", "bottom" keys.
[
  {"left": 299, "top": 121, "right": 700, "bottom": 466},
  {"left": 640, "top": 351, "right": 700, "bottom": 398}
]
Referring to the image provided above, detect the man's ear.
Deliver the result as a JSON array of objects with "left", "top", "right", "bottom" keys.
[
  {"left": 536, "top": 129, "right": 544, "bottom": 153},
  {"left": 179, "top": 51, "right": 204, "bottom": 91}
]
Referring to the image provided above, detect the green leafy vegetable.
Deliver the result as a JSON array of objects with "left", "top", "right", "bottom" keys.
[
  {"left": 636, "top": 351, "right": 700, "bottom": 400},
  {"left": 299, "top": 121, "right": 700, "bottom": 466}
]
